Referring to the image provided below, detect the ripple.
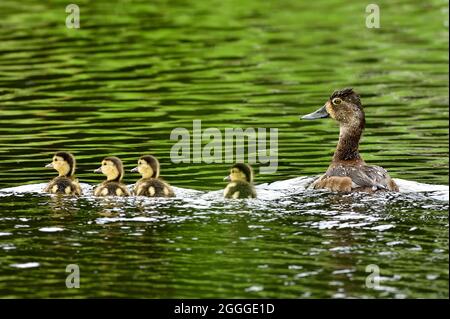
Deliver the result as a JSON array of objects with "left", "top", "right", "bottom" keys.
[
  {"left": 38, "top": 227, "right": 64, "bottom": 232},
  {"left": 244, "top": 285, "right": 264, "bottom": 292},
  {"left": 371, "top": 225, "right": 395, "bottom": 232},
  {"left": 10, "top": 262, "right": 40, "bottom": 269},
  {"left": 95, "top": 216, "right": 158, "bottom": 224}
]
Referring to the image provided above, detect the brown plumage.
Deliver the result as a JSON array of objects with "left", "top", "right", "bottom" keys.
[
  {"left": 93, "top": 156, "right": 130, "bottom": 197},
  {"left": 131, "top": 155, "right": 175, "bottom": 197},
  {"left": 44, "top": 152, "right": 82, "bottom": 195},
  {"left": 301, "top": 88, "right": 399, "bottom": 193},
  {"left": 223, "top": 163, "right": 257, "bottom": 199}
]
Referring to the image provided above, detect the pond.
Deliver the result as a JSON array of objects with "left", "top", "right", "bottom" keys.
[{"left": 0, "top": 0, "right": 448, "bottom": 298}]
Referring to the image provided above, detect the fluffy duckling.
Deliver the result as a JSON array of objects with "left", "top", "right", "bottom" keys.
[
  {"left": 93, "top": 156, "right": 130, "bottom": 196},
  {"left": 130, "top": 155, "right": 175, "bottom": 197},
  {"left": 44, "top": 152, "right": 82, "bottom": 195},
  {"left": 301, "top": 88, "right": 399, "bottom": 193},
  {"left": 223, "top": 163, "right": 257, "bottom": 199}
]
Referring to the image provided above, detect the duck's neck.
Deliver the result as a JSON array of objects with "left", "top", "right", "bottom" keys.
[
  {"left": 333, "top": 124, "right": 364, "bottom": 162},
  {"left": 58, "top": 168, "right": 72, "bottom": 178},
  {"left": 106, "top": 173, "right": 121, "bottom": 182},
  {"left": 141, "top": 172, "right": 153, "bottom": 179}
]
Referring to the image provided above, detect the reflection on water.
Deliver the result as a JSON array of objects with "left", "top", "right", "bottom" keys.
[
  {"left": 0, "top": 178, "right": 448, "bottom": 298},
  {"left": 0, "top": 0, "right": 448, "bottom": 298}
]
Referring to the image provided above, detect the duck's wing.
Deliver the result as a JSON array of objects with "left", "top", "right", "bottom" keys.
[
  {"left": 326, "top": 165, "right": 389, "bottom": 190},
  {"left": 224, "top": 181, "right": 255, "bottom": 199},
  {"left": 136, "top": 179, "right": 173, "bottom": 197},
  {"left": 72, "top": 178, "right": 82, "bottom": 195},
  {"left": 120, "top": 184, "right": 131, "bottom": 196},
  {"left": 351, "top": 166, "right": 390, "bottom": 190}
]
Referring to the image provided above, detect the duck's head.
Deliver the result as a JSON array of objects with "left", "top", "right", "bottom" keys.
[
  {"left": 45, "top": 151, "right": 76, "bottom": 177},
  {"left": 130, "top": 155, "right": 160, "bottom": 179},
  {"left": 94, "top": 156, "right": 124, "bottom": 181},
  {"left": 224, "top": 163, "right": 254, "bottom": 183},
  {"left": 301, "top": 88, "right": 365, "bottom": 128}
]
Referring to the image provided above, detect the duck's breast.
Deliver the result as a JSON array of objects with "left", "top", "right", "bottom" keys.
[
  {"left": 95, "top": 182, "right": 130, "bottom": 196},
  {"left": 224, "top": 181, "right": 257, "bottom": 199},
  {"left": 135, "top": 179, "right": 174, "bottom": 197},
  {"left": 45, "top": 177, "right": 81, "bottom": 195}
]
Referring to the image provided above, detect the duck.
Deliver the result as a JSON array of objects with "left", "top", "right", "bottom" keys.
[
  {"left": 130, "top": 155, "right": 175, "bottom": 197},
  {"left": 301, "top": 87, "right": 399, "bottom": 193},
  {"left": 223, "top": 163, "right": 257, "bottom": 199},
  {"left": 93, "top": 156, "right": 130, "bottom": 196},
  {"left": 44, "top": 152, "right": 82, "bottom": 195}
]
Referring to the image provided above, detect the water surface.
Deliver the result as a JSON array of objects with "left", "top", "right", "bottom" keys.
[{"left": 0, "top": 0, "right": 448, "bottom": 298}]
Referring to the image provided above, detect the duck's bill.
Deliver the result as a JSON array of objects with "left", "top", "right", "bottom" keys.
[
  {"left": 301, "top": 104, "right": 329, "bottom": 120},
  {"left": 223, "top": 175, "right": 231, "bottom": 182},
  {"left": 130, "top": 167, "right": 138, "bottom": 173},
  {"left": 45, "top": 163, "right": 54, "bottom": 168},
  {"left": 93, "top": 167, "right": 102, "bottom": 173}
]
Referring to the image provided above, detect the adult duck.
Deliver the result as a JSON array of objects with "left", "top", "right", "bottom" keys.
[{"left": 301, "top": 88, "right": 398, "bottom": 193}]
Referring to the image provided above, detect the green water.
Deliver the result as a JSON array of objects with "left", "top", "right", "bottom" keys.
[{"left": 0, "top": 0, "right": 448, "bottom": 298}]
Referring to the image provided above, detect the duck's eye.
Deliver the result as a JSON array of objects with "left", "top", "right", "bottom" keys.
[
  {"left": 332, "top": 98, "right": 342, "bottom": 105},
  {"left": 103, "top": 162, "right": 106, "bottom": 166},
  {"left": 54, "top": 158, "right": 57, "bottom": 162}
]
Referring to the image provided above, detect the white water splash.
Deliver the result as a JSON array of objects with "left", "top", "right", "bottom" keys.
[
  {"left": 10, "top": 262, "right": 40, "bottom": 269},
  {"left": 38, "top": 227, "right": 64, "bottom": 232},
  {"left": 0, "top": 177, "right": 447, "bottom": 201},
  {"left": 96, "top": 216, "right": 158, "bottom": 224}
]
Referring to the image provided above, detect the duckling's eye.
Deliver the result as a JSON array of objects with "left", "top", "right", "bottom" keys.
[
  {"left": 103, "top": 162, "right": 106, "bottom": 166},
  {"left": 332, "top": 98, "right": 342, "bottom": 105},
  {"left": 54, "top": 158, "right": 57, "bottom": 162}
]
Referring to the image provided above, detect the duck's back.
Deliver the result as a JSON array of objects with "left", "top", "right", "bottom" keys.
[
  {"left": 134, "top": 178, "right": 174, "bottom": 197},
  {"left": 224, "top": 181, "right": 257, "bottom": 199},
  {"left": 313, "top": 163, "right": 398, "bottom": 192},
  {"left": 94, "top": 181, "right": 130, "bottom": 196},
  {"left": 45, "top": 177, "right": 82, "bottom": 195}
]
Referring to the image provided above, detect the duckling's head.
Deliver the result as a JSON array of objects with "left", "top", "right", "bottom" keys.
[
  {"left": 224, "top": 163, "right": 253, "bottom": 183},
  {"left": 130, "top": 155, "right": 160, "bottom": 179},
  {"left": 301, "top": 88, "right": 365, "bottom": 128},
  {"left": 45, "top": 151, "right": 76, "bottom": 177},
  {"left": 94, "top": 156, "right": 124, "bottom": 181}
]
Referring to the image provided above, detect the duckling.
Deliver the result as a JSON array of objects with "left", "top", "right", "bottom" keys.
[
  {"left": 130, "top": 155, "right": 175, "bottom": 197},
  {"left": 223, "top": 163, "right": 257, "bottom": 199},
  {"left": 301, "top": 88, "right": 399, "bottom": 193},
  {"left": 44, "top": 152, "right": 82, "bottom": 195},
  {"left": 93, "top": 156, "right": 130, "bottom": 196}
]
